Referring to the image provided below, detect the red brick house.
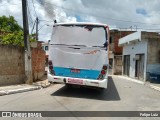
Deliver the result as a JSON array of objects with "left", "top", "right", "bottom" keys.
[{"left": 109, "top": 30, "right": 135, "bottom": 75}]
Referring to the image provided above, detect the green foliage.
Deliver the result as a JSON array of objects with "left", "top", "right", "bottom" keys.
[
  {"left": 0, "top": 15, "right": 22, "bottom": 32},
  {"left": 1, "top": 31, "right": 23, "bottom": 46},
  {"left": 0, "top": 15, "right": 36, "bottom": 46},
  {"left": 0, "top": 31, "right": 36, "bottom": 46}
]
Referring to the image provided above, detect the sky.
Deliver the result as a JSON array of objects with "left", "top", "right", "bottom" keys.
[{"left": 1, "top": 0, "right": 160, "bottom": 42}]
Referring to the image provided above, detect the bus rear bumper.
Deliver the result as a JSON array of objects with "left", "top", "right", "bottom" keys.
[{"left": 48, "top": 73, "right": 107, "bottom": 89}]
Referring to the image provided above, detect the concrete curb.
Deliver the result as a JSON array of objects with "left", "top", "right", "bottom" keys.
[
  {"left": 114, "top": 75, "right": 145, "bottom": 85},
  {"left": 33, "top": 82, "right": 51, "bottom": 88},
  {"left": 0, "top": 86, "right": 41, "bottom": 96},
  {"left": 112, "top": 75, "right": 160, "bottom": 92},
  {"left": 146, "top": 84, "right": 160, "bottom": 92},
  {"left": 0, "top": 80, "right": 51, "bottom": 96}
]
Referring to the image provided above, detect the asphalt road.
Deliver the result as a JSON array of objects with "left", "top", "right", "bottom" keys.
[{"left": 0, "top": 76, "right": 160, "bottom": 120}]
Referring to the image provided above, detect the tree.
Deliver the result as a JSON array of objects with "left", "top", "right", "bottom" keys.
[
  {"left": 0, "top": 31, "right": 35, "bottom": 46},
  {"left": 0, "top": 15, "right": 22, "bottom": 32},
  {"left": 0, "top": 15, "right": 35, "bottom": 46}
]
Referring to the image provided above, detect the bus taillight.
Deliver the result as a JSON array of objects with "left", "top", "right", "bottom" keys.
[
  {"left": 101, "top": 70, "right": 106, "bottom": 75},
  {"left": 48, "top": 60, "right": 52, "bottom": 65},
  {"left": 98, "top": 65, "right": 108, "bottom": 80},
  {"left": 102, "top": 65, "right": 107, "bottom": 70},
  {"left": 49, "top": 65, "right": 53, "bottom": 69},
  {"left": 48, "top": 60, "right": 55, "bottom": 75}
]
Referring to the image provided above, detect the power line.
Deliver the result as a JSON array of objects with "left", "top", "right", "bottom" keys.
[
  {"left": 27, "top": 1, "right": 34, "bottom": 26},
  {"left": 39, "top": 34, "right": 51, "bottom": 36},
  {"left": 31, "top": 19, "right": 36, "bottom": 34},
  {"left": 40, "top": 20, "right": 160, "bottom": 31},
  {"left": 41, "top": 1, "right": 160, "bottom": 26},
  {"left": 28, "top": 0, "right": 160, "bottom": 31},
  {"left": 112, "top": 26, "right": 160, "bottom": 31},
  {"left": 31, "top": 0, "right": 38, "bottom": 18},
  {"left": 0, "top": 3, "right": 21, "bottom": 7},
  {"left": 39, "top": 19, "right": 55, "bottom": 22},
  {"left": 37, "top": 21, "right": 160, "bottom": 32}
]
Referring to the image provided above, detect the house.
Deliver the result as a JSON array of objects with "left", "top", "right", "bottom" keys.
[
  {"left": 109, "top": 30, "right": 135, "bottom": 75},
  {"left": 42, "top": 41, "right": 49, "bottom": 62},
  {"left": 42, "top": 42, "right": 49, "bottom": 56},
  {"left": 119, "top": 31, "right": 160, "bottom": 81},
  {"left": 41, "top": 41, "right": 50, "bottom": 73}
]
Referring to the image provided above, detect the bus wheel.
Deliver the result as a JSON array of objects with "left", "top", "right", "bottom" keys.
[
  {"left": 98, "top": 88, "right": 106, "bottom": 92},
  {"left": 65, "top": 83, "right": 72, "bottom": 88}
]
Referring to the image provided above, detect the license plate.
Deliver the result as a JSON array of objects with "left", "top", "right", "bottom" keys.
[
  {"left": 68, "top": 78, "right": 83, "bottom": 85},
  {"left": 70, "top": 69, "right": 80, "bottom": 73}
]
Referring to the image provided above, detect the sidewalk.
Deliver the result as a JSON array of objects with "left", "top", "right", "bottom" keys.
[
  {"left": 145, "top": 82, "right": 160, "bottom": 92},
  {"left": 0, "top": 76, "right": 51, "bottom": 96},
  {"left": 114, "top": 75, "right": 160, "bottom": 92}
]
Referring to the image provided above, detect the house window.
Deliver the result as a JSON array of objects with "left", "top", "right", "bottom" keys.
[{"left": 45, "top": 46, "right": 48, "bottom": 51}]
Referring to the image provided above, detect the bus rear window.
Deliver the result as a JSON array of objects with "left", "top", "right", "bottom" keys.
[{"left": 51, "top": 25, "right": 107, "bottom": 47}]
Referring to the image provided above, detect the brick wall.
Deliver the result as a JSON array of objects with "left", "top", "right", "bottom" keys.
[
  {"left": 109, "top": 30, "right": 135, "bottom": 75},
  {"left": 31, "top": 43, "right": 46, "bottom": 82},
  {"left": 114, "top": 35, "right": 123, "bottom": 54},
  {"left": 110, "top": 30, "right": 135, "bottom": 55},
  {"left": 0, "top": 44, "right": 25, "bottom": 86},
  {"left": 147, "top": 39, "right": 160, "bottom": 65},
  {"left": 0, "top": 42, "right": 46, "bottom": 85}
]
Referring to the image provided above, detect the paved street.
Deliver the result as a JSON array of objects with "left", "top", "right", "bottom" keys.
[{"left": 0, "top": 76, "right": 160, "bottom": 120}]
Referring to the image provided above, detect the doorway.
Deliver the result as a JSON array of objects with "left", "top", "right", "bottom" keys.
[
  {"left": 123, "top": 55, "right": 130, "bottom": 76},
  {"left": 135, "top": 54, "right": 144, "bottom": 80}
]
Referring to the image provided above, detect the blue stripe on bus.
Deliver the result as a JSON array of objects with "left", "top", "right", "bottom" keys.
[{"left": 53, "top": 67, "right": 100, "bottom": 80}]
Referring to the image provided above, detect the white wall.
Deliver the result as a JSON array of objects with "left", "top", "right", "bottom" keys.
[
  {"left": 119, "top": 31, "right": 141, "bottom": 46},
  {"left": 42, "top": 43, "right": 49, "bottom": 55},
  {"left": 45, "top": 48, "right": 49, "bottom": 56},
  {"left": 123, "top": 40, "right": 148, "bottom": 81}
]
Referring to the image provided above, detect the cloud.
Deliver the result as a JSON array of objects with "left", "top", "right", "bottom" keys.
[
  {"left": 1, "top": 0, "right": 160, "bottom": 41},
  {"left": 0, "top": 0, "right": 23, "bottom": 25}
]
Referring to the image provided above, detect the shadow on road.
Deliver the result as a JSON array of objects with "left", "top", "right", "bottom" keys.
[{"left": 51, "top": 76, "right": 120, "bottom": 101}]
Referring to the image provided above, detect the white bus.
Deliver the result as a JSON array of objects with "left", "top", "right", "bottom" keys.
[{"left": 48, "top": 22, "right": 109, "bottom": 89}]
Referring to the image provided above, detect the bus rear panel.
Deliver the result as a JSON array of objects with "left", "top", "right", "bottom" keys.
[{"left": 48, "top": 23, "right": 109, "bottom": 89}]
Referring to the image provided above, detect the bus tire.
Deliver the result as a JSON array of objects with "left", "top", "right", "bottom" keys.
[{"left": 65, "top": 83, "right": 72, "bottom": 88}]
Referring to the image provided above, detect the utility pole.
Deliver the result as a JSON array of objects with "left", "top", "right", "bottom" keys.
[
  {"left": 36, "top": 17, "right": 39, "bottom": 40},
  {"left": 22, "top": 0, "right": 33, "bottom": 84}
]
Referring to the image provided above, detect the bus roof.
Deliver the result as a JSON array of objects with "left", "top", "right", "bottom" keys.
[{"left": 53, "top": 22, "right": 108, "bottom": 27}]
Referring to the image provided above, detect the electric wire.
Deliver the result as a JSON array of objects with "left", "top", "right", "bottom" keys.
[
  {"left": 40, "top": 1, "right": 160, "bottom": 26},
  {"left": 31, "top": 0, "right": 38, "bottom": 18}
]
